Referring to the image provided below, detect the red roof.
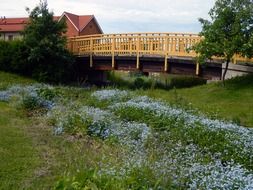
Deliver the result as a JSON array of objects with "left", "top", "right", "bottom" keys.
[
  {"left": 59, "top": 12, "right": 101, "bottom": 32},
  {"left": 0, "top": 12, "right": 102, "bottom": 33},
  {"left": 0, "top": 17, "right": 29, "bottom": 32}
]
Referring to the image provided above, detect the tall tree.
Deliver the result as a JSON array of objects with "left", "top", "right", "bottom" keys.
[
  {"left": 193, "top": 0, "right": 253, "bottom": 83},
  {"left": 23, "top": 0, "right": 73, "bottom": 83}
]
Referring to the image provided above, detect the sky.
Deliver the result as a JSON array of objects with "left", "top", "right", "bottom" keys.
[{"left": 0, "top": 0, "right": 216, "bottom": 33}]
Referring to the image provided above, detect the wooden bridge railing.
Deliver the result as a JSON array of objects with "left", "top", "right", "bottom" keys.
[{"left": 67, "top": 32, "right": 253, "bottom": 73}]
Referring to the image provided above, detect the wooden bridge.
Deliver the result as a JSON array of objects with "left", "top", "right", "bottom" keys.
[{"left": 67, "top": 33, "right": 253, "bottom": 79}]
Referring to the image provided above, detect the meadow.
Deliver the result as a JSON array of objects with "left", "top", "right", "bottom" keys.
[{"left": 0, "top": 71, "right": 252, "bottom": 189}]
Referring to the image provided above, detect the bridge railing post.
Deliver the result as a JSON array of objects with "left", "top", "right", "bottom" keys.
[
  {"left": 112, "top": 35, "right": 115, "bottom": 69},
  {"left": 90, "top": 38, "right": 93, "bottom": 68},
  {"left": 129, "top": 35, "right": 133, "bottom": 55},
  {"left": 136, "top": 34, "right": 140, "bottom": 69},
  {"left": 164, "top": 35, "right": 169, "bottom": 72},
  {"left": 232, "top": 55, "right": 237, "bottom": 64}
]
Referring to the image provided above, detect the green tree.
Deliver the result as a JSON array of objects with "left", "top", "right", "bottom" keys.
[
  {"left": 23, "top": 0, "right": 74, "bottom": 83},
  {"left": 193, "top": 0, "right": 253, "bottom": 83}
]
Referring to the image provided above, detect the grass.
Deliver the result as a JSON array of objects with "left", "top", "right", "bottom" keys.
[
  {"left": 23, "top": 121, "right": 116, "bottom": 189},
  {"left": 52, "top": 87, "right": 253, "bottom": 188},
  {"left": 0, "top": 72, "right": 37, "bottom": 189},
  {"left": 108, "top": 71, "right": 253, "bottom": 127},
  {"left": 0, "top": 94, "right": 116, "bottom": 189},
  {"left": 0, "top": 71, "right": 33, "bottom": 90},
  {"left": 137, "top": 74, "right": 253, "bottom": 127},
  {"left": 0, "top": 72, "right": 114, "bottom": 189},
  {"left": 0, "top": 102, "right": 39, "bottom": 189},
  {"left": 0, "top": 71, "right": 252, "bottom": 189}
]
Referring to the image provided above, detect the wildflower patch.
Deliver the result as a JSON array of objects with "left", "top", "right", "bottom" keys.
[{"left": 1, "top": 86, "right": 253, "bottom": 189}]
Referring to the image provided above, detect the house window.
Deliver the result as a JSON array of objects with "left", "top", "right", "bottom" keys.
[{"left": 8, "top": 35, "right": 13, "bottom": 41}]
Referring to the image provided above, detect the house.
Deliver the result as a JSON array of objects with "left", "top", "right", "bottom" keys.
[
  {"left": 0, "top": 12, "right": 103, "bottom": 41},
  {"left": 0, "top": 17, "right": 29, "bottom": 41},
  {"left": 60, "top": 12, "right": 103, "bottom": 37}
]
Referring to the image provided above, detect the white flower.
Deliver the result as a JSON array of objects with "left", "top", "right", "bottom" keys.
[{"left": 91, "top": 89, "right": 130, "bottom": 101}]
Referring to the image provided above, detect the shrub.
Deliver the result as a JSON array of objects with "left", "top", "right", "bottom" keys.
[
  {"left": 9, "top": 40, "right": 31, "bottom": 75},
  {"left": 21, "top": 94, "right": 42, "bottom": 110},
  {"left": 0, "top": 40, "right": 35, "bottom": 77},
  {"left": 170, "top": 76, "right": 206, "bottom": 88},
  {"left": 133, "top": 77, "right": 145, "bottom": 89},
  {"left": 108, "top": 71, "right": 207, "bottom": 90},
  {"left": 37, "top": 87, "right": 61, "bottom": 101},
  {"left": 107, "top": 71, "right": 131, "bottom": 88},
  {"left": 0, "top": 40, "right": 12, "bottom": 72}
]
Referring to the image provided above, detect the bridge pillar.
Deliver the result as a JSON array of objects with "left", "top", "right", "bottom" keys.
[
  {"left": 196, "top": 62, "right": 200, "bottom": 76},
  {"left": 164, "top": 55, "right": 168, "bottom": 72},
  {"left": 136, "top": 54, "right": 140, "bottom": 69}
]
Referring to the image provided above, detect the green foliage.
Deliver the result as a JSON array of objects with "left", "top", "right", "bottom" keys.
[
  {"left": 133, "top": 77, "right": 145, "bottom": 89},
  {"left": 193, "top": 0, "right": 253, "bottom": 80},
  {"left": 37, "top": 87, "right": 61, "bottom": 101},
  {"left": 170, "top": 76, "right": 206, "bottom": 88},
  {"left": 0, "top": 1, "right": 75, "bottom": 83},
  {"left": 54, "top": 168, "right": 166, "bottom": 190},
  {"left": 54, "top": 170, "right": 121, "bottom": 190},
  {"left": 136, "top": 74, "right": 253, "bottom": 127},
  {"left": 0, "top": 40, "right": 12, "bottom": 71},
  {"left": 21, "top": 94, "right": 42, "bottom": 110},
  {"left": 0, "top": 71, "right": 34, "bottom": 90},
  {"left": 1, "top": 72, "right": 253, "bottom": 189},
  {"left": 113, "top": 105, "right": 252, "bottom": 170},
  {"left": 225, "top": 74, "right": 253, "bottom": 89},
  {"left": 0, "top": 40, "right": 29, "bottom": 75},
  {"left": 23, "top": 0, "right": 74, "bottom": 83},
  {"left": 108, "top": 71, "right": 206, "bottom": 90},
  {"left": 107, "top": 71, "right": 153, "bottom": 89}
]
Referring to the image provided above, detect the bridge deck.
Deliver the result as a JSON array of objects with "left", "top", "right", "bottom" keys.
[{"left": 75, "top": 55, "right": 222, "bottom": 80}]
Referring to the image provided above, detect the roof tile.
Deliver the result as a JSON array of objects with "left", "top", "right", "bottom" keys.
[
  {"left": 63, "top": 12, "right": 94, "bottom": 32},
  {"left": 0, "top": 12, "right": 100, "bottom": 34}
]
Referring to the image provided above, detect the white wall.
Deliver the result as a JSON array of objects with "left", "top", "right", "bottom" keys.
[
  {"left": 0, "top": 32, "right": 23, "bottom": 41},
  {"left": 222, "top": 63, "right": 253, "bottom": 79}
]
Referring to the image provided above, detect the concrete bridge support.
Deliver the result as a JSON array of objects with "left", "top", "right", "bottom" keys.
[{"left": 222, "top": 63, "right": 253, "bottom": 80}]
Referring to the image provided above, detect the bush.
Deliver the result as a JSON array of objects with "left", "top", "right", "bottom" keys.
[
  {"left": 108, "top": 71, "right": 207, "bottom": 90},
  {"left": 37, "top": 87, "right": 61, "bottom": 101},
  {"left": 170, "top": 76, "right": 206, "bottom": 88},
  {"left": 133, "top": 77, "right": 145, "bottom": 88},
  {"left": 0, "top": 40, "right": 12, "bottom": 71},
  {"left": 0, "top": 40, "right": 34, "bottom": 76},
  {"left": 10, "top": 40, "right": 31, "bottom": 75},
  {"left": 21, "top": 94, "right": 42, "bottom": 110},
  {"left": 30, "top": 50, "right": 74, "bottom": 83},
  {"left": 0, "top": 1, "right": 75, "bottom": 84},
  {"left": 0, "top": 39, "right": 74, "bottom": 84}
]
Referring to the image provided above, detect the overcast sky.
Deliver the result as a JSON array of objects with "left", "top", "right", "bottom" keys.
[{"left": 0, "top": 0, "right": 216, "bottom": 33}]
